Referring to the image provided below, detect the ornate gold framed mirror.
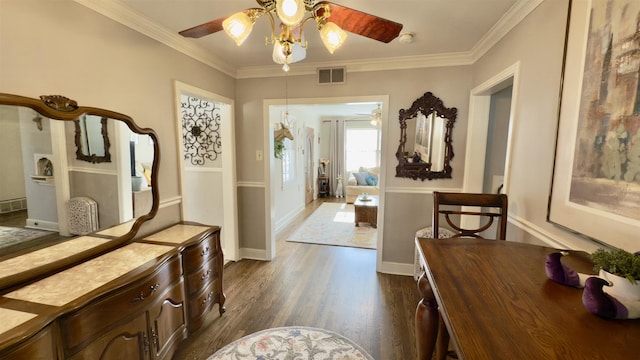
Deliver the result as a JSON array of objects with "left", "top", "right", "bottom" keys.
[
  {"left": 0, "top": 93, "right": 159, "bottom": 289},
  {"left": 395, "top": 92, "right": 456, "bottom": 180}
]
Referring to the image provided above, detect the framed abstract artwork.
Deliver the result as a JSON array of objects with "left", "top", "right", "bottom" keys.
[{"left": 548, "top": 0, "right": 640, "bottom": 251}]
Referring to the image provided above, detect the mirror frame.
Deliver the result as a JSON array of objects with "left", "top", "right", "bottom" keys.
[
  {"left": 395, "top": 91, "right": 457, "bottom": 181},
  {"left": 74, "top": 116, "right": 112, "bottom": 163},
  {"left": 0, "top": 93, "right": 160, "bottom": 291}
]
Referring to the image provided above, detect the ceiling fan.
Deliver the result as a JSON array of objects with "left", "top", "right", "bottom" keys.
[
  {"left": 356, "top": 103, "right": 382, "bottom": 126},
  {"left": 179, "top": 0, "right": 403, "bottom": 71}
]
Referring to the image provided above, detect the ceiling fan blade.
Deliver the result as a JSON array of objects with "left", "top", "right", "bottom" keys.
[
  {"left": 318, "top": 2, "right": 403, "bottom": 43},
  {"left": 179, "top": 17, "right": 227, "bottom": 38}
]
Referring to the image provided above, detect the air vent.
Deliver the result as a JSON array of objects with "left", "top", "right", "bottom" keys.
[{"left": 317, "top": 67, "right": 346, "bottom": 85}]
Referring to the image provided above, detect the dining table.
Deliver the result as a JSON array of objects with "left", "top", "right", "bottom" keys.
[{"left": 415, "top": 237, "right": 640, "bottom": 360}]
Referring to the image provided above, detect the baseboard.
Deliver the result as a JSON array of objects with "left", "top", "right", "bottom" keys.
[
  {"left": 378, "top": 261, "right": 414, "bottom": 277},
  {"left": 274, "top": 205, "right": 305, "bottom": 233},
  {"left": 25, "top": 219, "right": 59, "bottom": 232},
  {"left": 508, "top": 215, "right": 576, "bottom": 250},
  {"left": 239, "top": 247, "right": 268, "bottom": 261}
]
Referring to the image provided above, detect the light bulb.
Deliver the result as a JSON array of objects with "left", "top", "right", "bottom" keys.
[
  {"left": 319, "top": 22, "right": 347, "bottom": 54},
  {"left": 276, "top": 0, "right": 305, "bottom": 26},
  {"left": 222, "top": 12, "right": 254, "bottom": 46}
]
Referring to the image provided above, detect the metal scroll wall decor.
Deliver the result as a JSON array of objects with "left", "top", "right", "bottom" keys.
[{"left": 181, "top": 95, "right": 222, "bottom": 166}]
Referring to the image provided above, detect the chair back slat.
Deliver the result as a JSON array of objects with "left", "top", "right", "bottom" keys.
[{"left": 433, "top": 191, "right": 508, "bottom": 240}]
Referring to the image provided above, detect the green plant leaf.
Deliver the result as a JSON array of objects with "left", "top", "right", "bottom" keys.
[{"left": 590, "top": 248, "right": 640, "bottom": 284}]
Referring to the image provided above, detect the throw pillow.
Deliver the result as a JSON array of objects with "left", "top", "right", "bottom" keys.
[
  {"left": 365, "top": 174, "right": 378, "bottom": 186},
  {"left": 352, "top": 171, "right": 369, "bottom": 186}
]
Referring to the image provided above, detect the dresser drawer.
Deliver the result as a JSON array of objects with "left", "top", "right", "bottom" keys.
[
  {"left": 185, "top": 256, "right": 219, "bottom": 296},
  {"left": 61, "top": 255, "right": 183, "bottom": 354},
  {"left": 0, "top": 324, "right": 58, "bottom": 360},
  {"left": 182, "top": 231, "right": 220, "bottom": 273},
  {"left": 187, "top": 279, "right": 221, "bottom": 323}
]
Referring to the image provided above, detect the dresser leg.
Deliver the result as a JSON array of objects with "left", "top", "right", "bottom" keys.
[{"left": 416, "top": 272, "right": 438, "bottom": 360}]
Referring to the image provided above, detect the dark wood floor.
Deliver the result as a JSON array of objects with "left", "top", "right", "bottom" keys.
[
  {"left": 0, "top": 210, "right": 70, "bottom": 260},
  {"left": 172, "top": 198, "right": 420, "bottom": 359}
]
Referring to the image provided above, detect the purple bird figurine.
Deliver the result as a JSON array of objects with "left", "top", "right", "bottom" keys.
[
  {"left": 582, "top": 276, "right": 640, "bottom": 319},
  {"left": 582, "top": 277, "right": 627, "bottom": 319},
  {"left": 545, "top": 252, "right": 589, "bottom": 288}
]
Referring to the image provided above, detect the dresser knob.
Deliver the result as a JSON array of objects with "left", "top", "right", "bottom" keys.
[
  {"left": 130, "top": 283, "right": 161, "bottom": 304},
  {"left": 201, "top": 269, "right": 212, "bottom": 280},
  {"left": 200, "top": 246, "right": 210, "bottom": 257},
  {"left": 202, "top": 291, "right": 213, "bottom": 306}
]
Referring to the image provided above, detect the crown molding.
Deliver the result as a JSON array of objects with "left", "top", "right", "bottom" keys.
[
  {"left": 470, "top": 0, "right": 545, "bottom": 62},
  {"left": 75, "top": 0, "right": 542, "bottom": 80},
  {"left": 236, "top": 52, "right": 475, "bottom": 79},
  {"left": 73, "top": 0, "right": 236, "bottom": 78}
]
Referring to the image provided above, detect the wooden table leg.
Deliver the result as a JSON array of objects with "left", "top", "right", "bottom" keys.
[
  {"left": 416, "top": 272, "right": 439, "bottom": 360},
  {"left": 436, "top": 312, "right": 450, "bottom": 360}
]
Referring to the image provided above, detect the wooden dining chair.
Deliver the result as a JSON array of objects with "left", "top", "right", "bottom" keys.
[
  {"left": 432, "top": 191, "right": 508, "bottom": 240},
  {"left": 430, "top": 191, "right": 508, "bottom": 360}
]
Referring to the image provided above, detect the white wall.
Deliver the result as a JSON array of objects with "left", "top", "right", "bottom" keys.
[
  {"left": 0, "top": 107, "right": 26, "bottom": 203},
  {"left": 270, "top": 106, "right": 322, "bottom": 231}
]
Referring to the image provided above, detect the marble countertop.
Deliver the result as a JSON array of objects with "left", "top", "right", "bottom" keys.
[
  {"left": 143, "top": 224, "right": 211, "bottom": 244},
  {"left": 0, "top": 236, "right": 111, "bottom": 278},
  {"left": 96, "top": 220, "right": 136, "bottom": 237},
  {"left": 0, "top": 308, "right": 38, "bottom": 338},
  {"left": 3, "top": 242, "right": 174, "bottom": 307}
]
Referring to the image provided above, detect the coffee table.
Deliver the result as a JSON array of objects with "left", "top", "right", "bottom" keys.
[{"left": 354, "top": 195, "right": 378, "bottom": 228}]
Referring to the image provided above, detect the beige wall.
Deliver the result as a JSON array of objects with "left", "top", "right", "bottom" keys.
[
  {"left": 1, "top": 0, "right": 235, "bottom": 235},
  {"left": 1, "top": 0, "right": 612, "bottom": 272},
  {"left": 236, "top": 67, "right": 473, "bottom": 264},
  {"left": 471, "top": 0, "right": 603, "bottom": 252}
]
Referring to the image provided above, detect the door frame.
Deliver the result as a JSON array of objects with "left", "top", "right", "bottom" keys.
[
  {"left": 262, "top": 95, "right": 389, "bottom": 264},
  {"left": 173, "top": 80, "right": 239, "bottom": 261},
  {"left": 462, "top": 62, "right": 520, "bottom": 228}
]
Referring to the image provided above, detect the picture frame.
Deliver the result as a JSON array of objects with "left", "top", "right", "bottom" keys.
[{"left": 548, "top": 0, "right": 640, "bottom": 252}]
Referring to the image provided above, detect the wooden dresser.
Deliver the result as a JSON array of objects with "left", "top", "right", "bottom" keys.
[{"left": 0, "top": 223, "right": 224, "bottom": 359}]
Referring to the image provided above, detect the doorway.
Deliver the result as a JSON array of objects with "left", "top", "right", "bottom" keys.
[
  {"left": 463, "top": 63, "right": 519, "bottom": 229},
  {"left": 483, "top": 85, "right": 513, "bottom": 194},
  {"left": 174, "top": 81, "right": 239, "bottom": 261},
  {"left": 263, "top": 95, "right": 388, "bottom": 261}
]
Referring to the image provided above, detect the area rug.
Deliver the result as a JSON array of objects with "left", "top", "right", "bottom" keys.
[
  {"left": 207, "top": 326, "right": 374, "bottom": 360},
  {"left": 0, "top": 226, "right": 52, "bottom": 250},
  {"left": 287, "top": 203, "right": 376, "bottom": 249}
]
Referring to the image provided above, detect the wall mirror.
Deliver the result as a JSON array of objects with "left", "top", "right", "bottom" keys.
[
  {"left": 395, "top": 91, "right": 456, "bottom": 180},
  {"left": 0, "top": 93, "right": 159, "bottom": 290},
  {"left": 75, "top": 115, "right": 111, "bottom": 163}
]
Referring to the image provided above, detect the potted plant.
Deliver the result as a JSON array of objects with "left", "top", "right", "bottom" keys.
[{"left": 590, "top": 248, "right": 640, "bottom": 300}]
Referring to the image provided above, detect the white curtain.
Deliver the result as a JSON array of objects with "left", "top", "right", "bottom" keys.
[{"left": 328, "top": 119, "right": 344, "bottom": 197}]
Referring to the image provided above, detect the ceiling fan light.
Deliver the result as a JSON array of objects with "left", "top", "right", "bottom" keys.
[
  {"left": 272, "top": 41, "right": 289, "bottom": 64},
  {"left": 319, "top": 22, "right": 347, "bottom": 54},
  {"left": 272, "top": 41, "right": 306, "bottom": 65},
  {"left": 276, "top": 0, "right": 306, "bottom": 26},
  {"left": 222, "top": 12, "right": 254, "bottom": 46}
]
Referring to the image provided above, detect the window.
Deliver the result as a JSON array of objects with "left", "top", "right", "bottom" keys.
[{"left": 345, "top": 124, "right": 380, "bottom": 172}]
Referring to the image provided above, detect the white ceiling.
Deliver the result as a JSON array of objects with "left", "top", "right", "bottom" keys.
[
  {"left": 80, "top": 0, "right": 541, "bottom": 78},
  {"left": 75, "top": 0, "right": 540, "bottom": 116}
]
